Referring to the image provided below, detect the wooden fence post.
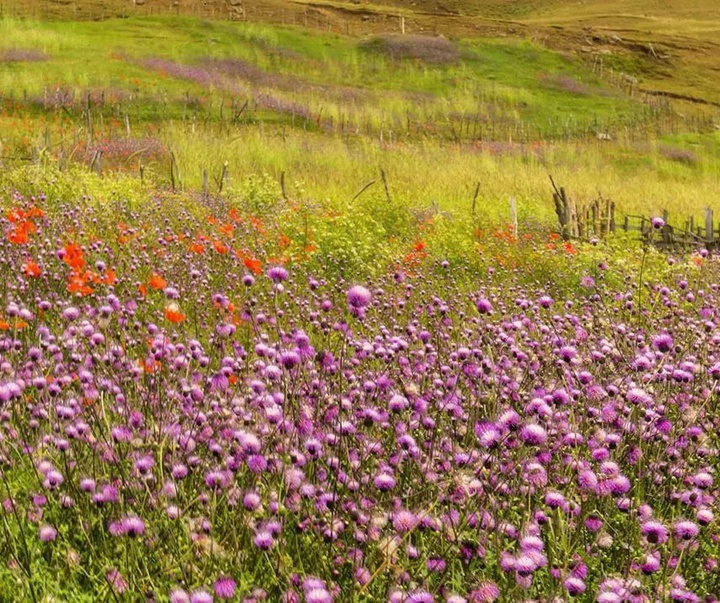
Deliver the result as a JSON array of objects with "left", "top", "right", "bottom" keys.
[{"left": 706, "top": 208, "right": 714, "bottom": 245}]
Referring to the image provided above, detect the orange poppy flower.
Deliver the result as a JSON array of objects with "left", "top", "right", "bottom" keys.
[
  {"left": 6, "top": 208, "right": 25, "bottom": 223},
  {"left": 219, "top": 223, "right": 234, "bottom": 237},
  {"left": 139, "top": 358, "right": 161, "bottom": 374},
  {"left": 149, "top": 273, "right": 167, "bottom": 290},
  {"left": 67, "top": 277, "right": 94, "bottom": 296},
  {"left": 22, "top": 260, "right": 42, "bottom": 277},
  {"left": 102, "top": 269, "right": 117, "bottom": 285},
  {"left": 248, "top": 216, "right": 265, "bottom": 233},
  {"left": 243, "top": 257, "right": 262, "bottom": 275},
  {"left": 7, "top": 223, "right": 30, "bottom": 245},
  {"left": 164, "top": 303, "right": 185, "bottom": 324},
  {"left": 213, "top": 240, "right": 229, "bottom": 254},
  {"left": 62, "top": 243, "right": 85, "bottom": 270}
]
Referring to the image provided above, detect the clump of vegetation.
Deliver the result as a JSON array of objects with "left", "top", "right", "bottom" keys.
[
  {"left": 0, "top": 47, "right": 48, "bottom": 62},
  {"left": 659, "top": 145, "right": 698, "bottom": 165},
  {"left": 359, "top": 34, "right": 461, "bottom": 64}
]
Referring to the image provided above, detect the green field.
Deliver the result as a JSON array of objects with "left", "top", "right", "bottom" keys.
[
  {"left": 2, "top": 3, "right": 720, "bottom": 602},
  {"left": 0, "top": 10, "right": 718, "bottom": 238}
]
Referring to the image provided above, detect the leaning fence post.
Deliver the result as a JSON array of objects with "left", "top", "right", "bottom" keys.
[
  {"left": 592, "top": 201, "right": 600, "bottom": 236},
  {"left": 567, "top": 192, "right": 578, "bottom": 238},
  {"left": 706, "top": 207, "right": 714, "bottom": 244}
]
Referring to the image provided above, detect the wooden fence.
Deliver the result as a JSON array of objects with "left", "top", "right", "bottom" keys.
[{"left": 551, "top": 179, "right": 719, "bottom": 250}]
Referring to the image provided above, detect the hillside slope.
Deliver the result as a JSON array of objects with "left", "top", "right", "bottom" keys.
[{"left": 2, "top": 0, "right": 719, "bottom": 106}]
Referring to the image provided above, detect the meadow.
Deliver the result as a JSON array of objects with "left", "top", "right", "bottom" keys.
[{"left": 0, "top": 2, "right": 720, "bottom": 601}]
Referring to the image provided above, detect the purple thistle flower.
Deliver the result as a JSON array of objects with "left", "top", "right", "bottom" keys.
[
  {"left": 584, "top": 514, "right": 603, "bottom": 532},
  {"left": 169, "top": 590, "right": 191, "bottom": 603},
  {"left": 247, "top": 454, "right": 268, "bottom": 473},
  {"left": 476, "top": 297, "right": 493, "bottom": 314},
  {"left": 190, "top": 590, "right": 214, "bottom": 603},
  {"left": 697, "top": 508, "right": 714, "bottom": 526},
  {"left": 597, "top": 594, "right": 621, "bottom": 603},
  {"left": 514, "top": 555, "right": 536, "bottom": 577},
  {"left": 468, "top": 582, "right": 500, "bottom": 602},
  {"left": 580, "top": 275, "right": 595, "bottom": 289},
  {"left": 392, "top": 509, "right": 418, "bottom": 534},
  {"left": 641, "top": 553, "right": 661, "bottom": 574},
  {"left": 652, "top": 333, "right": 674, "bottom": 353},
  {"left": 641, "top": 520, "right": 669, "bottom": 545},
  {"left": 674, "top": 520, "right": 700, "bottom": 541},
  {"left": 373, "top": 473, "right": 396, "bottom": 491},
  {"left": 106, "top": 568, "right": 128, "bottom": 594},
  {"left": 305, "top": 588, "right": 333, "bottom": 603},
  {"left": 39, "top": 525, "right": 57, "bottom": 542},
  {"left": 537, "top": 295, "right": 554, "bottom": 308},
  {"left": 112, "top": 515, "right": 145, "bottom": 537},
  {"left": 267, "top": 266, "right": 289, "bottom": 283},
  {"left": 214, "top": 576, "right": 236, "bottom": 600},
  {"left": 474, "top": 422, "right": 501, "bottom": 448},
  {"left": 243, "top": 491, "right": 261, "bottom": 511},
  {"left": 347, "top": 285, "right": 372, "bottom": 309},
  {"left": 563, "top": 576, "right": 586, "bottom": 596},
  {"left": 558, "top": 345, "right": 577, "bottom": 362},
  {"left": 253, "top": 530, "right": 274, "bottom": 550},
  {"left": 519, "top": 423, "right": 547, "bottom": 446},
  {"left": 406, "top": 591, "right": 434, "bottom": 603},
  {"left": 578, "top": 469, "right": 598, "bottom": 492}
]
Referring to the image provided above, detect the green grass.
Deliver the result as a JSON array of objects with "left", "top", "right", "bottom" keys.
[
  {"left": 0, "top": 16, "right": 671, "bottom": 139},
  {"left": 0, "top": 14, "right": 718, "bottom": 236}
]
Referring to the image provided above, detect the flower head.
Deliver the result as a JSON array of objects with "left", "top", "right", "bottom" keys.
[{"left": 347, "top": 285, "right": 372, "bottom": 309}]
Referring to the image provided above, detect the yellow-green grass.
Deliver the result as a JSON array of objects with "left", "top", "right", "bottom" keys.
[
  {"left": 0, "top": 16, "right": 667, "bottom": 144},
  {"left": 0, "top": 14, "right": 718, "bottom": 237},
  {"left": 4, "top": 0, "right": 720, "bottom": 106}
]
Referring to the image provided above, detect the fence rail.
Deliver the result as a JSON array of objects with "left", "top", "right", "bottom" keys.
[{"left": 551, "top": 178, "right": 718, "bottom": 250}]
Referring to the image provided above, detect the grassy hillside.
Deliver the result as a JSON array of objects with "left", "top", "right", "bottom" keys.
[
  {"left": 2, "top": 5, "right": 720, "bottom": 602},
  {"left": 3, "top": 0, "right": 720, "bottom": 105},
  {"left": 0, "top": 2, "right": 718, "bottom": 233},
  {"left": 0, "top": 14, "right": 718, "bottom": 226}
]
